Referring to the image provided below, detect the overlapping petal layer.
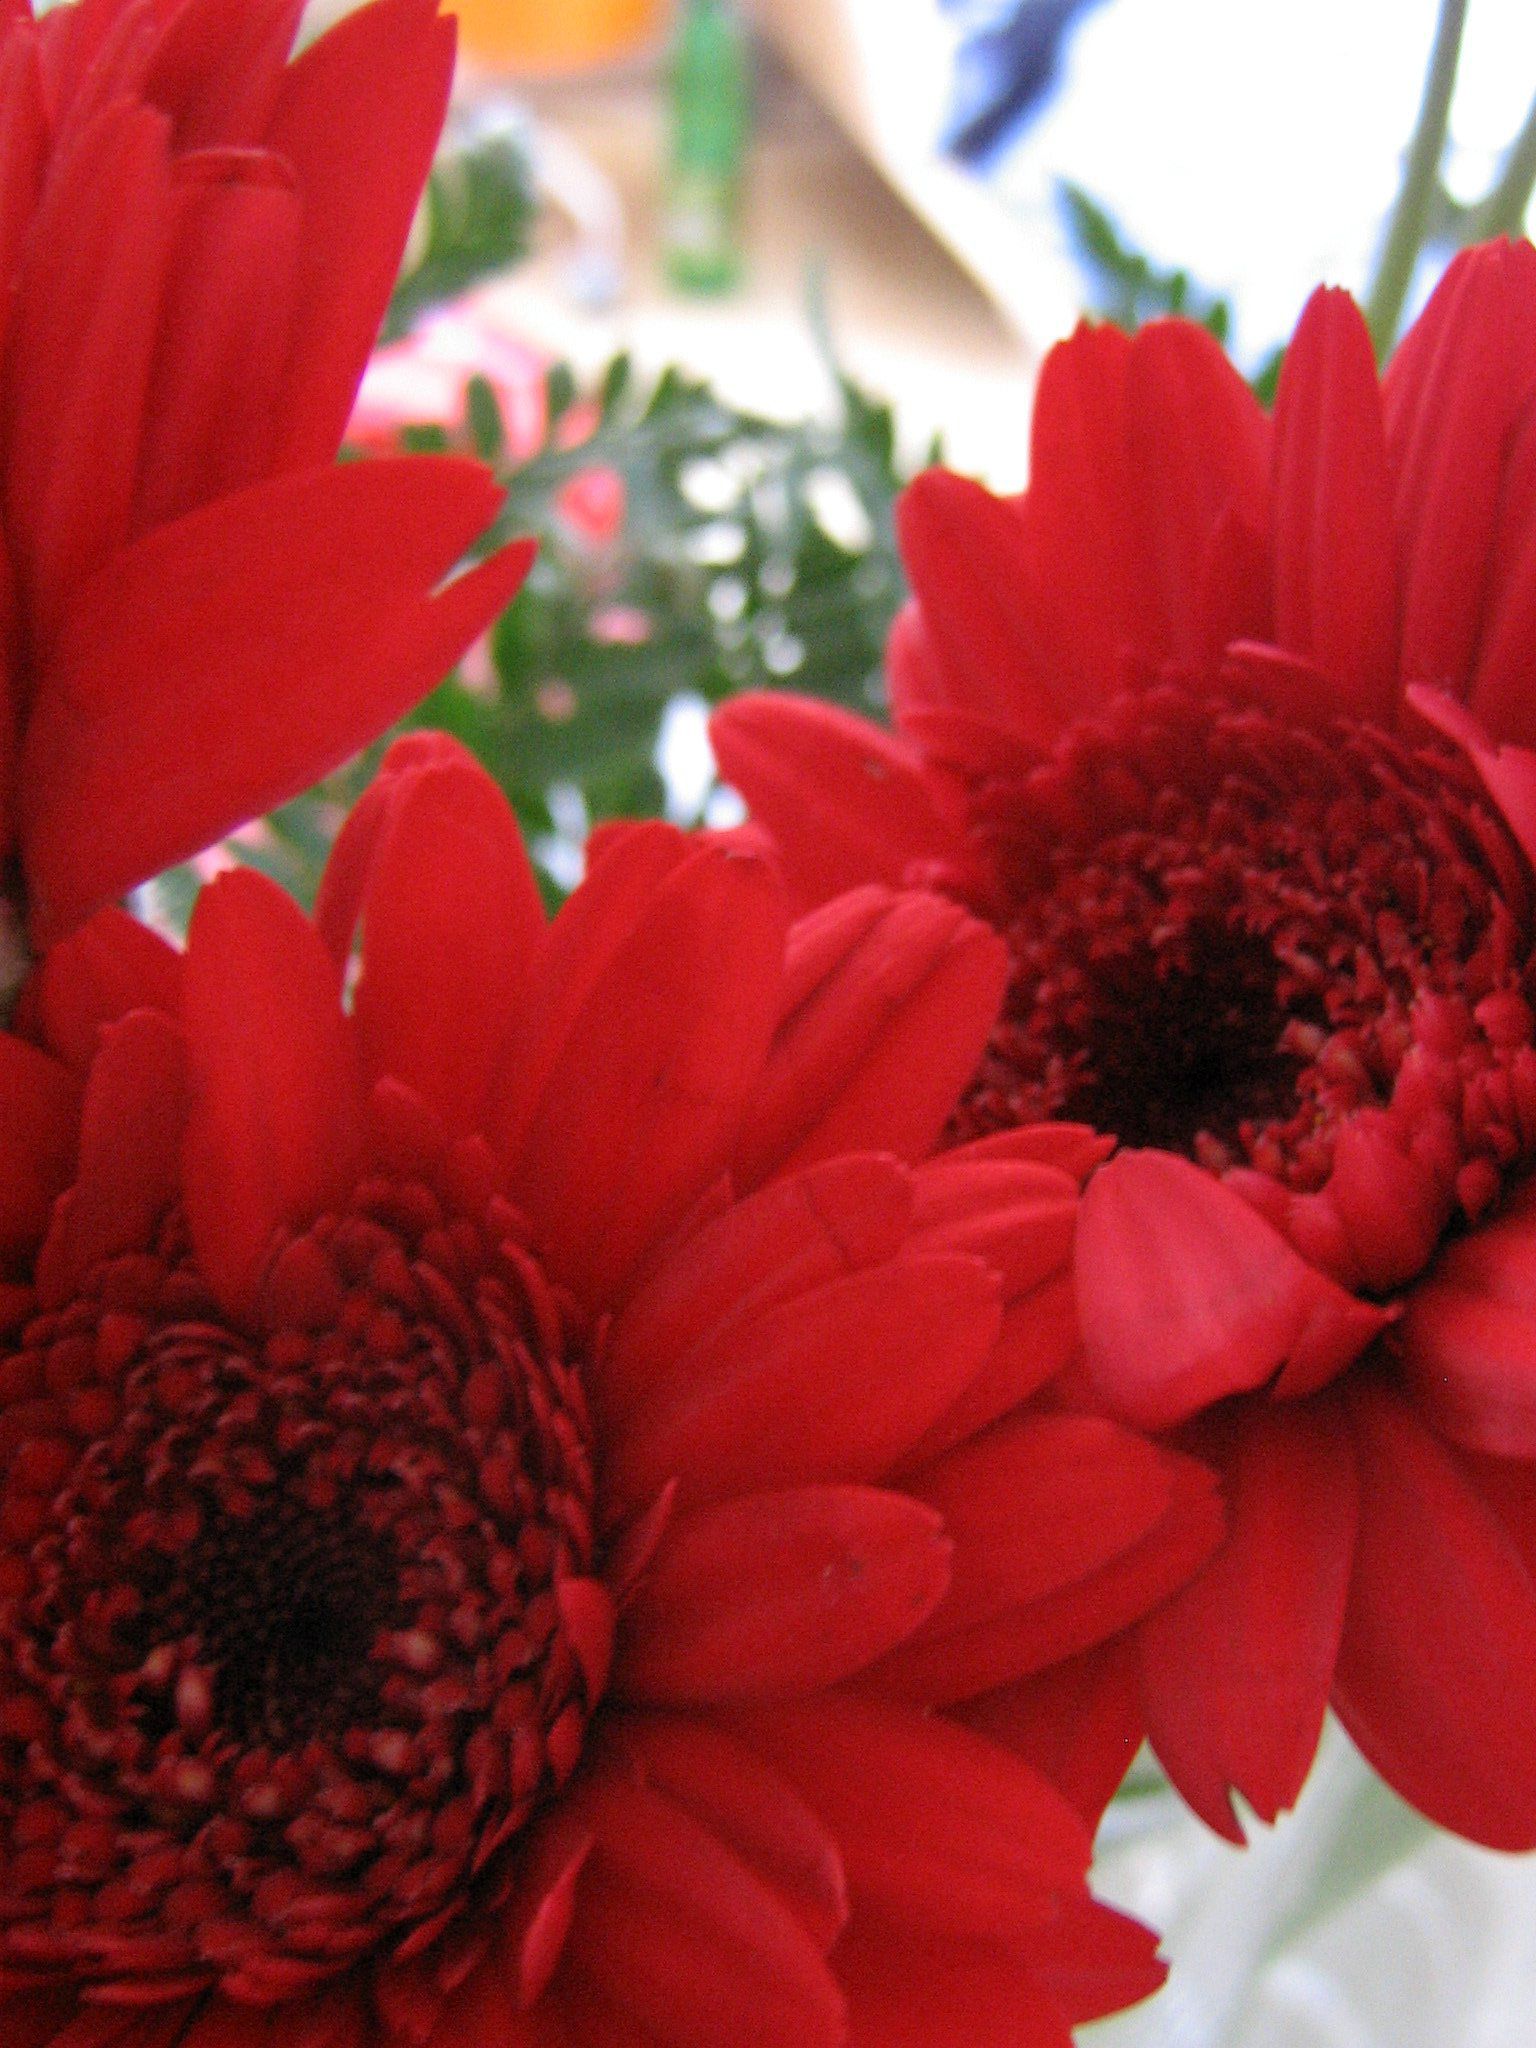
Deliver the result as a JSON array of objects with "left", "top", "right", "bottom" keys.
[
  {"left": 0, "top": 739, "right": 1187, "bottom": 2044},
  {"left": 0, "top": 0, "right": 530, "bottom": 941},
  {"left": 711, "top": 239, "right": 1536, "bottom": 1847}
]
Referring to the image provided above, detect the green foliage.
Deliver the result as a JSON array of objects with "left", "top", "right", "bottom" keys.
[
  {"left": 1058, "top": 180, "right": 1286, "bottom": 401},
  {"left": 138, "top": 351, "right": 910, "bottom": 932},
  {"left": 1058, "top": 180, "right": 1235, "bottom": 342},
  {"left": 382, "top": 118, "right": 537, "bottom": 343},
  {"left": 405, "top": 353, "right": 911, "bottom": 891}
]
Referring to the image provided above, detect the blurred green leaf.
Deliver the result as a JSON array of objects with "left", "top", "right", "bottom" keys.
[
  {"left": 383, "top": 117, "right": 536, "bottom": 342},
  {"left": 1059, "top": 180, "right": 1236, "bottom": 346}
]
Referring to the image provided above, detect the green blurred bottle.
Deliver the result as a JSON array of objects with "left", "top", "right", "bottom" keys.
[{"left": 663, "top": 0, "right": 750, "bottom": 294}]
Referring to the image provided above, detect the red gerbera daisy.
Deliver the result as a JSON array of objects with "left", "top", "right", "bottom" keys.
[
  {"left": 711, "top": 239, "right": 1536, "bottom": 1849},
  {"left": 0, "top": 0, "right": 531, "bottom": 947},
  {"left": 0, "top": 736, "right": 1208, "bottom": 2046}
]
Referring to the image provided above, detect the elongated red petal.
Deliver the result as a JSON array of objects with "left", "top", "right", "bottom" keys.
[
  {"left": 1332, "top": 1381, "right": 1536, "bottom": 1849},
  {"left": 1385, "top": 239, "right": 1536, "bottom": 700},
  {"left": 490, "top": 820, "right": 694, "bottom": 1159},
  {"left": 1466, "top": 394, "right": 1536, "bottom": 746},
  {"left": 1079, "top": 1149, "right": 1387, "bottom": 1429},
  {"left": 732, "top": 886, "right": 1007, "bottom": 1190},
  {"left": 181, "top": 868, "right": 362, "bottom": 1318},
  {"left": 1124, "top": 318, "right": 1271, "bottom": 667},
  {"left": 351, "top": 749, "right": 544, "bottom": 1138},
  {"left": 138, "top": 0, "right": 306, "bottom": 150},
  {"left": 599, "top": 1152, "right": 912, "bottom": 1434},
  {"left": 565, "top": 1769, "right": 846, "bottom": 2048},
  {"left": 132, "top": 154, "right": 302, "bottom": 533},
  {"left": 709, "top": 693, "right": 967, "bottom": 911},
  {"left": 1013, "top": 319, "right": 1145, "bottom": 714},
  {"left": 1399, "top": 1176, "right": 1536, "bottom": 1456},
  {"left": 0, "top": 24, "right": 46, "bottom": 372},
  {"left": 265, "top": 0, "right": 455, "bottom": 467},
  {"left": 837, "top": 1922, "right": 1074, "bottom": 2048},
  {"left": 1139, "top": 1399, "right": 1359, "bottom": 1840},
  {"left": 502, "top": 844, "right": 788, "bottom": 1306},
  {"left": 614, "top": 1486, "right": 951, "bottom": 1702},
  {"left": 4, "top": 98, "right": 173, "bottom": 650},
  {"left": 604, "top": 1252, "right": 1000, "bottom": 1516},
  {"left": 868, "top": 1413, "right": 1201, "bottom": 1703},
  {"left": 17, "top": 907, "right": 181, "bottom": 1073},
  {"left": 897, "top": 468, "right": 1077, "bottom": 739},
  {"left": 1271, "top": 286, "right": 1398, "bottom": 720},
  {"left": 728, "top": 1695, "right": 1092, "bottom": 1937},
  {"left": 0, "top": 1033, "right": 77, "bottom": 1275},
  {"left": 956, "top": 1637, "right": 1143, "bottom": 1832},
  {"left": 607, "top": 1714, "right": 847, "bottom": 1953},
  {"left": 21, "top": 458, "right": 532, "bottom": 942},
  {"left": 34, "top": 1009, "right": 187, "bottom": 1307}
]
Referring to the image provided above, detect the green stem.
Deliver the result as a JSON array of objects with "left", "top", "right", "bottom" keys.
[
  {"left": 1464, "top": 87, "right": 1536, "bottom": 241},
  {"left": 1363, "top": 0, "right": 1471, "bottom": 361}
]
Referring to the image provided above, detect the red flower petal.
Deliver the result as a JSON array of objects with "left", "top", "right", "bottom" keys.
[
  {"left": 835, "top": 1922, "right": 1073, "bottom": 2048},
  {"left": 18, "top": 908, "right": 181, "bottom": 1073},
  {"left": 897, "top": 468, "right": 1078, "bottom": 741},
  {"left": 1384, "top": 238, "right": 1536, "bottom": 700},
  {"left": 1271, "top": 286, "right": 1398, "bottom": 720},
  {"left": 956, "top": 1637, "right": 1143, "bottom": 1832},
  {"left": 490, "top": 820, "right": 694, "bottom": 1157},
  {"left": 614, "top": 1485, "right": 951, "bottom": 1702},
  {"left": 1013, "top": 319, "right": 1146, "bottom": 715},
  {"left": 565, "top": 1768, "right": 846, "bottom": 2048},
  {"left": 709, "top": 692, "right": 967, "bottom": 911},
  {"left": 0, "top": 24, "right": 46, "bottom": 371},
  {"left": 1399, "top": 1176, "right": 1536, "bottom": 1456},
  {"left": 21, "top": 458, "right": 532, "bottom": 941},
  {"left": 731, "top": 886, "right": 1007, "bottom": 1190},
  {"left": 4, "top": 98, "right": 173, "bottom": 650},
  {"left": 868, "top": 1413, "right": 1208, "bottom": 1703},
  {"left": 264, "top": 0, "right": 456, "bottom": 468},
  {"left": 599, "top": 1152, "right": 912, "bottom": 1436},
  {"left": 1139, "top": 1399, "right": 1359, "bottom": 1839},
  {"left": 350, "top": 746, "right": 545, "bottom": 1139},
  {"left": 603, "top": 1251, "right": 1000, "bottom": 1516},
  {"left": 1333, "top": 1381, "right": 1536, "bottom": 1849},
  {"left": 181, "top": 868, "right": 362, "bottom": 1318},
  {"left": 608, "top": 1714, "right": 847, "bottom": 1954},
  {"left": 1124, "top": 318, "right": 1271, "bottom": 668},
  {"left": 139, "top": 0, "right": 307, "bottom": 151},
  {"left": 501, "top": 843, "right": 788, "bottom": 1306},
  {"left": 1078, "top": 1149, "right": 1387, "bottom": 1429},
  {"left": 132, "top": 155, "right": 302, "bottom": 532},
  {"left": 1466, "top": 392, "right": 1536, "bottom": 746},
  {"left": 0, "top": 1033, "right": 78, "bottom": 1274},
  {"left": 729, "top": 1694, "right": 1091, "bottom": 1936},
  {"left": 34, "top": 1009, "right": 187, "bottom": 1307}
]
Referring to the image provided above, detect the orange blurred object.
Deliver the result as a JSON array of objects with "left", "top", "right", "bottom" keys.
[{"left": 453, "top": 0, "right": 669, "bottom": 70}]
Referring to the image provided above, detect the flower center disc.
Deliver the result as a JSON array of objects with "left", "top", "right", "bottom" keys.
[
  {"left": 950, "top": 683, "right": 1536, "bottom": 1209},
  {"left": 0, "top": 1170, "right": 602, "bottom": 2007}
]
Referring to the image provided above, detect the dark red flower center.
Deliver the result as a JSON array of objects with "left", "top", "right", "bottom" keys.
[
  {"left": 0, "top": 1167, "right": 604, "bottom": 2007},
  {"left": 948, "top": 681, "right": 1536, "bottom": 1219}
]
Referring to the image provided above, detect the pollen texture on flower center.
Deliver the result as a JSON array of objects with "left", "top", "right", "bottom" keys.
[
  {"left": 950, "top": 682, "right": 1536, "bottom": 1216},
  {"left": 0, "top": 1169, "right": 601, "bottom": 2008}
]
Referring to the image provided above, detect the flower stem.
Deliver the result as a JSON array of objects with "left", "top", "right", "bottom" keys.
[
  {"left": 1464, "top": 87, "right": 1536, "bottom": 241},
  {"left": 1363, "top": 0, "right": 1471, "bottom": 361}
]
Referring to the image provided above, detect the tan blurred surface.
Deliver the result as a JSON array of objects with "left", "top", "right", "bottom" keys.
[{"left": 459, "top": 40, "right": 1037, "bottom": 486}]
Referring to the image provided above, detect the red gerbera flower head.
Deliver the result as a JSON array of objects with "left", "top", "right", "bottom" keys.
[
  {"left": 0, "top": 736, "right": 1206, "bottom": 2046},
  {"left": 0, "top": 0, "right": 533, "bottom": 949},
  {"left": 710, "top": 239, "right": 1536, "bottom": 1850}
]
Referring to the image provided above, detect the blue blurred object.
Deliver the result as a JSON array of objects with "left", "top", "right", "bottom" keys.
[{"left": 942, "top": 0, "right": 1112, "bottom": 168}]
